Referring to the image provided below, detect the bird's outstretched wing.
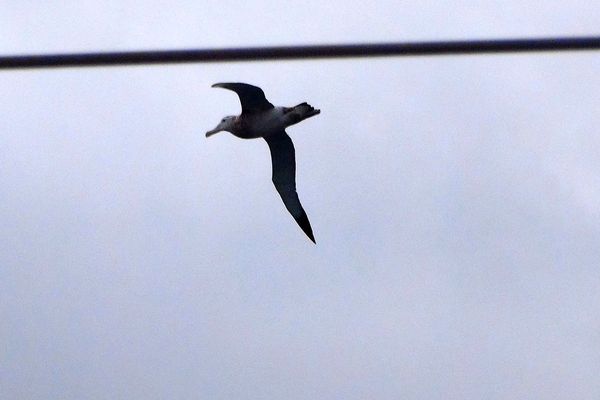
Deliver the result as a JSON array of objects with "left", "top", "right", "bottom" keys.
[
  {"left": 264, "top": 131, "right": 315, "bottom": 243},
  {"left": 212, "top": 82, "right": 274, "bottom": 114}
]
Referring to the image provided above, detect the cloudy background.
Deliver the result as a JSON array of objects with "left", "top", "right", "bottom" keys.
[{"left": 2, "top": 2, "right": 600, "bottom": 399}]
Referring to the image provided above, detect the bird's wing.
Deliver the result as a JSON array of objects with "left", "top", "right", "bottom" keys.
[
  {"left": 264, "top": 131, "right": 315, "bottom": 243},
  {"left": 212, "top": 82, "right": 274, "bottom": 114}
]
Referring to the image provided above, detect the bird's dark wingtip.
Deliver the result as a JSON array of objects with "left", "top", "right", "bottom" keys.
[
  {"left": 305, "top": 229, "right": 316, "bottom": 244},
  {"left": 304, "top": 228, "right": 316, "bottom": 244},
  {"left": 295, "top": 210, "right": 316, "bottom": 244}
]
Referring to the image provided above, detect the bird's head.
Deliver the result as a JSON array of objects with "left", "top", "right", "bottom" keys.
[{"left": 206, "top": 116, "right": 236, "bottom": 137}]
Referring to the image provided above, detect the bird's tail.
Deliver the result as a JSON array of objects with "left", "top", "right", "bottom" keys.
[{"left": 285, "top": 102, "right": 321, "bottom": 124}]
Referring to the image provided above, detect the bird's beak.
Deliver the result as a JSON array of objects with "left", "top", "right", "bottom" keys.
[{"left": 205, "top": 127, "right": 222, "bottom": 137}]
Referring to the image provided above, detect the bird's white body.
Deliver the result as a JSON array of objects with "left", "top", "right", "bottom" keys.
[
  {"left": 207, "top": 104, "right": 320, "bottom": 139},
  {"left": 241, "top": 107, "right": 288, "bottom": 138}
]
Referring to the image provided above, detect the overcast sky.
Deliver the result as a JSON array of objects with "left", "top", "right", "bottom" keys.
[{"left": 2, "top": 2, "right": 600, "bottom": 399}]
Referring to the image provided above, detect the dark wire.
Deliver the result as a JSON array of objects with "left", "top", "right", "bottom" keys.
[{"left": 2, "top": 36, "right": 599, "bottom": 70}]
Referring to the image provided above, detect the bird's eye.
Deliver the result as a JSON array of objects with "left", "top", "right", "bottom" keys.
[{"left": 221, "top": 119, "right": 226, "bottom": 122}]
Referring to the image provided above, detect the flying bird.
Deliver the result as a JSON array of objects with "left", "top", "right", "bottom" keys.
[{"left": 206, "top": 82, "right": 320, "bottom": 243}]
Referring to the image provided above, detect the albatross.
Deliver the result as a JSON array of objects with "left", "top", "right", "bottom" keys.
[{"left": 206, "top": 82, "right": 320, "bottom": 243}]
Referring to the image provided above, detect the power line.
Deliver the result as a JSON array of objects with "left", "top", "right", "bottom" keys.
[{"left": 1, "top": 36, "right": 599, "bottom": 70}]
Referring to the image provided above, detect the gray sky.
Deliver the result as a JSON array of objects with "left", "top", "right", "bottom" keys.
[{"left": 2, "top": 2, "right": 600, "bottom": 399}]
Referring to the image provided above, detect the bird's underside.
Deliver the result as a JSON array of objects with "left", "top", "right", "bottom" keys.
[{"left": 208, "top": 82, "right": 318, "bottom": 243}]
